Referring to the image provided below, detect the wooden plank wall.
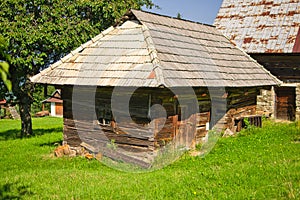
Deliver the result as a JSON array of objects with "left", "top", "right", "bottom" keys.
[
  {"left": 225, "top": 87, "right": 259, "bottom": 132},
  {"left": 251, "top": 54, "right": 300, "bottom": 82},
  {"left": 62, "top": 86, "right": 261, "bottom": 166},
  {"left": 55, "top": 103, "right": 63, "bottom": 116},
  {"left": 62, "top": 86, "right": 154, "bottom": 151},
  {"left": 62, "top": 86, "right": 209, "bottom": 148},
  {"left": 195, "top": 112, "right": 210, "bottom": 143},
  {"left": 275, "top": 87, "right": 296, "bottom": 121},
  {"left": 62, "top": 86, "right": 82, "bottom": 147}
]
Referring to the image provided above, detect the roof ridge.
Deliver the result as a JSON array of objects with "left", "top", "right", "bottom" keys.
[
  {"left": 131, "top": 9, "right": 215, "bottom": 28},
  {"left": 141, "top": 24, "right": 166, "bottom": 87},
  {"left": 31, "top": 9, "right": 280, "bottom": 88}
]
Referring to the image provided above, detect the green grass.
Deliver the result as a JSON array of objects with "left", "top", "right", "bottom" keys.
[{"left": 0, "top": 118, "right": 299, "bottom": 199}]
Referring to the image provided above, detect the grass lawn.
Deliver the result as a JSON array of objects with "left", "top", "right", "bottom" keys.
[{"left": 0, "top": 117, "right": 299, "bottom": 199}]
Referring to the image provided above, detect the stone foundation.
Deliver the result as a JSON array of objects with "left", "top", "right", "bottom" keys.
[{"left": 257, "top": 87, "right": 275, "bottom": 118}]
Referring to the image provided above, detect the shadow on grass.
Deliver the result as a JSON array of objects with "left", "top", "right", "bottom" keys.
[
  {"left": 0, "top": 183, "right": 33, "bottom": 199},
  {"left": 0, "top": 128, "right": 62, "bottom": 141},
  {"left": 39, "top": 139, "right": 63, "bottom": 147}
]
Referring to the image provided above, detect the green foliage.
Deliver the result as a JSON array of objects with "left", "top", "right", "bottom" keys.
[
  {"left": 0, "top": 0, "right": 154, "bottom": 135},
  {"left": 243, "top": 117, "right": 250, "bottom": 127},
  {"left": 0, "top": 0, "right": 154, "bottom": 79},
  {"left": 176, "top": 12, "right": 182, "bottom": 19},
  {"left": 0, "top": 35, "right": 12, "bottom": 95},
  {"left": 31, "top": 84, "right": 55, "bottom": 114},
  {"left": 1, "top": 0, "right": 154, "bottom": 89},
  {"left": 242, "top": 117, "right": 256, "bottom": 131},
  {"left": 107, "top": 139, "right": 117, "bottom": 150},
  {"left": 0, "top": 62, "right": 12, "bottom": 92},
  {"left": 0, "top": 118, "right": 299, "bottom": 199}
]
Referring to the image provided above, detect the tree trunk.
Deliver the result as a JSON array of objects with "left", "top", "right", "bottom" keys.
[
  {"left": 11, "top": 72, "right": 34, "bottom": 138},
  {"left": 19, "top": 94, "right": 33, "bottom": 138}
]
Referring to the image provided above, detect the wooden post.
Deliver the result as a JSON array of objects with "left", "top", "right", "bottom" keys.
[
  {"left": 44, "top": 84, "right": 48, "bottom": 98},
  {"left": 147, "top": 93, "right": 151, "bottom": 119},
  {"left": 172, "top": 115, "right": 178, "bottom": 134}
]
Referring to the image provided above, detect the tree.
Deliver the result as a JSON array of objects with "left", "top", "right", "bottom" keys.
[
  {"left": 0, "top": 0, "right": 154, "bottom": 137},
  {"left": 0, "top": 35, "right": 12, "bottom": 93},
  {"left": 176, "top": 12, "right": 182, "bottom": 19},
  {"left": 31, "top": 84, "right": 56, "bottom": 115}
]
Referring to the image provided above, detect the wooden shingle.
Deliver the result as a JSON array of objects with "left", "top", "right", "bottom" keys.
[
  {"left": 31, "top": 9, "right": 280, "bottom": 87},
  {"left": 214, "top": 0, "right": 300, "bottom": 53}
]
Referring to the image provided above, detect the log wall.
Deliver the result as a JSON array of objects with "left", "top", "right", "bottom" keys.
[
  {"left": 62, "top": 86, "right": 81, "bottom": 147},
  {"left": 223, "top": 87, "right": 259, "bottom": 132},
  {"left": 61, "top": 86, "right": 262, "bottom": 166},
  {"left": 250, "top": 54, "right": 300, "bottom": 83}
]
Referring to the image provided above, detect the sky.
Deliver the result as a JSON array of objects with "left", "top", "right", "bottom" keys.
[{"left": 142, "top": 0, "right": 223, "bottom": 25}]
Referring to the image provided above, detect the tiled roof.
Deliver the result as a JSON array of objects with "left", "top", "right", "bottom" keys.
[
  {"left": 31, "top": 9, "right": 280, "bottom": 87},
  {"left": 0, "top": 99, "right": 6, "bottom": 105},
  {"left": 214, "top": 0, "right": 300, "bottom": 53},
  {"left": 42, "top": 89, "right": 63, "bottom": 103}
]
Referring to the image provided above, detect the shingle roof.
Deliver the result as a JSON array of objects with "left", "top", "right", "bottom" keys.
[
  {"left": 214, "top": 0, "right": 300, "bottom": 53},
  {"left": 42, "top": 89, "right": 62, "bottom": 103},
  {"left": 31, "top": 9, "right": 280, "bottom": 87}
]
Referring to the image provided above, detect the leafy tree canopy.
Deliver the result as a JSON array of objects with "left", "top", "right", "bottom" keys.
[
  {"left": 0, "top": 0, "right": 154, "bottom": 136},
  {"left": 1, "top": 0, "right": 154, "bottom": 82},
  {"left": 0, "top": 35, "right": 12, "bottom": 95}
]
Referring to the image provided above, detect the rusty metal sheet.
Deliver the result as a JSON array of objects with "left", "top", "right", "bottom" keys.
[{"left": 215, "top": 0, "right": 300, "bottom": 53}]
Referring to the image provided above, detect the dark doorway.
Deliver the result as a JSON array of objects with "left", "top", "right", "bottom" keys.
[{"left": 276, "top": 87, "right": 296, "bottom": 121}]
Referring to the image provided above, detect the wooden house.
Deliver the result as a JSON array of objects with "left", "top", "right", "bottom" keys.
[
  {"left": 31, "top": 10, "right": 279, "bottom": 167},
  {"left": 42, "top": 89, "right": 63, "bottom": 117},
  {"left": 0, "top": 99, "right": 6, "bottom": 109},
  {"left": 214, "top": 0, "right": 300, "bottom": 121}
]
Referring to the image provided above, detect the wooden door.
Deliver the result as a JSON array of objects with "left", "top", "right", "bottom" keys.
[
  {"left": 55, "top": 103, "right": 63, "bottom": 116},
  {"left": 276, "top": 87, "right": 296, "bottom": 121},
  {"left": 174, "top": 116, "right": 196, "bottom": 149}
]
